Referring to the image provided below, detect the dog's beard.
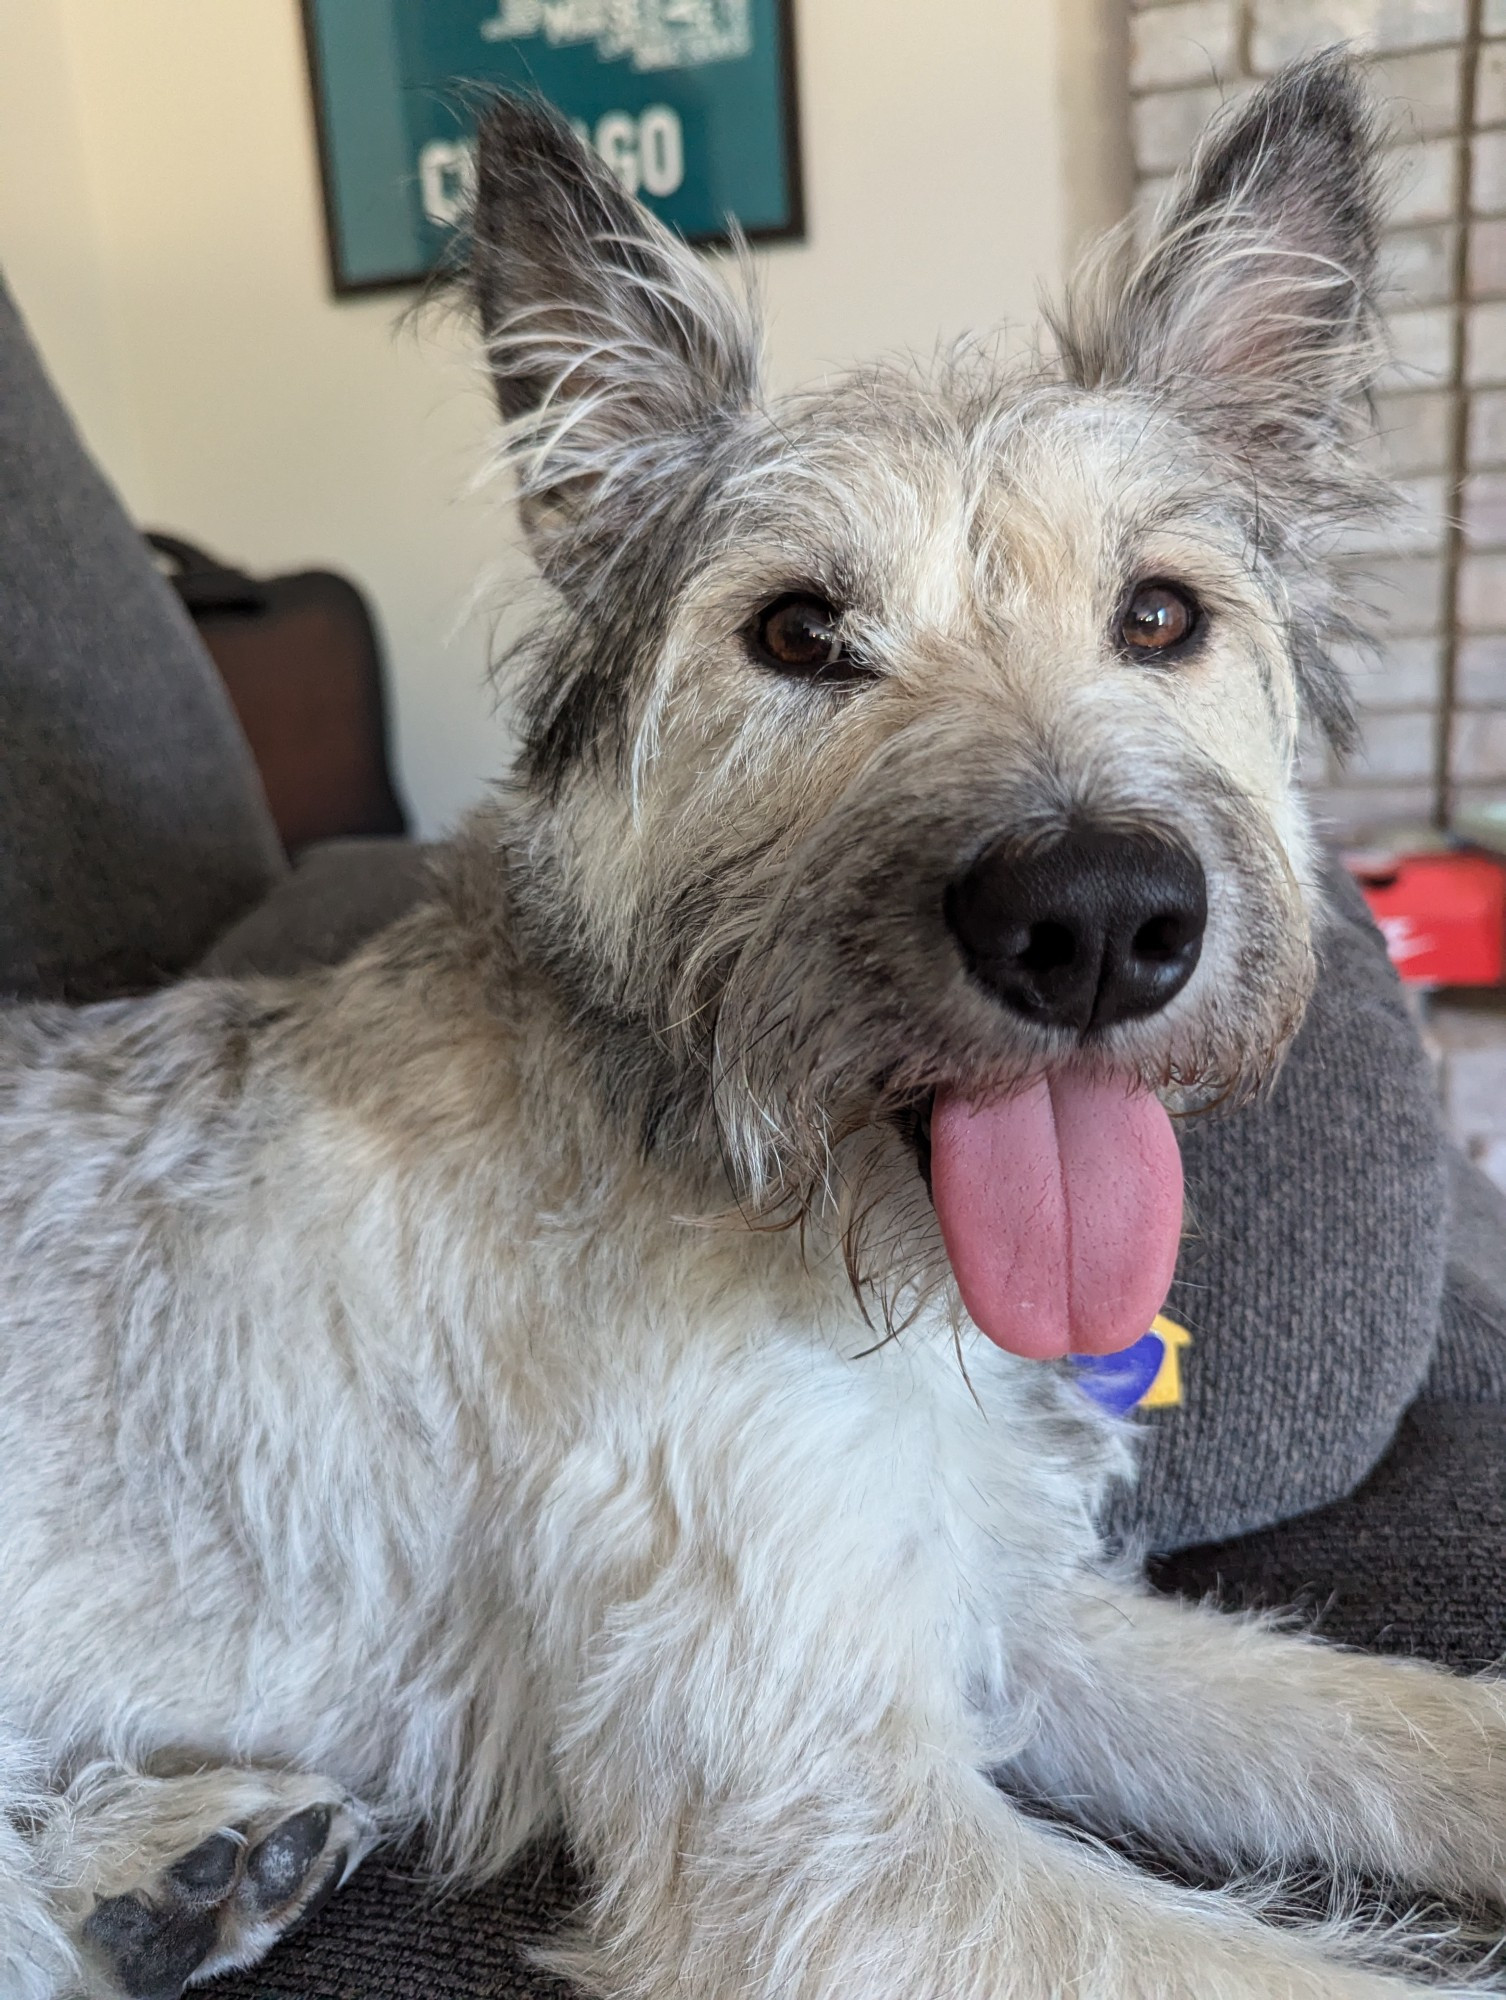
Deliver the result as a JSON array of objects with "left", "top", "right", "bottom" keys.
[
  {"left": 696, "top": 1055, "right": 1187, "bottom": 1361},
  {"left": 689, "top": 924, "right": 1307, "bottom": 1358},
  {"left": 577, "top": 734, "right": 1313, "bottom": 1357}
]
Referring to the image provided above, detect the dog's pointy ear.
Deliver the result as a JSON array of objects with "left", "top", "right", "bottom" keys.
[
  {"left": 470, "top": 95, "right": 761, "bottom": 550},
  {"left": 1053, "top": 52, "right": 1382, "bottom": 417}
]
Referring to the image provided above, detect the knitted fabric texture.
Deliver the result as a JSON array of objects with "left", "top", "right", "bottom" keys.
[
  {"left": 0, "top": 275, "right": 284, "bottom": 1001},
  {"left": 1428, "top": 1151, "right": 1506, "bottom": 1406},
  {"left": 1153, "top": 1398, "right": 1506, "bottom": 1671}
]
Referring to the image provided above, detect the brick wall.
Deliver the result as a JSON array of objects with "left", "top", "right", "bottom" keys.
[{"left": 1129, "top": 1, "right": 1506, "bottom": 841}]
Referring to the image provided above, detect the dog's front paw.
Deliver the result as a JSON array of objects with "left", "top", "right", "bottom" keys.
[{"left": 74, "top": 1776, "right": 375, "bottom": 1999}]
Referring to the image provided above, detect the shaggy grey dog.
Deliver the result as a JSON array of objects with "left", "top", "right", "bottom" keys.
[{"left": 1, "top": 53, "right": 1501, "bottom": 2000}]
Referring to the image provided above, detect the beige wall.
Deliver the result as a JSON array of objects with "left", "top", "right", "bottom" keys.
[
  {"left": 0, "top": 0, "right": 1115, "bottom": 836},
  {"left": 0, "top": 0, "right": 141, "bottom": 492}
]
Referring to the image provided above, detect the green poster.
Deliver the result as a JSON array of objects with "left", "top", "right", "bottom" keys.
[{"left": 302, "top": 0, "right": 803, "bottom": 293}]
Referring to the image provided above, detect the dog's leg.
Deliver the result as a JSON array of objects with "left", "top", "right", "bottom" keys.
[
  {"left": 529, "top": 1432, "right": 1456, "bottom": 1997},
  {"left": 1007, "top": 1580, "right": 1506, "bottom": 1900},
  {"left": 547, "top": 1652, "right": 1460, "bottom": 1999},
  {"left": 0, "top": 1721, "right": 81, "bottom": 2000},
  {"left": 29, "top": 1764, "right": 377, "bottom": 1999}
]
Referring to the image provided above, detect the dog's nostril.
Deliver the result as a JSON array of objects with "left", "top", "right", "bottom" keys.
[
  {"left": 1131, "top": 911, "right": 1195, "bottom": 963},
  {"left": 1019, "top": 920, "right": 1078, "bottom": 976},
  {"left": 946, "top": 823, "right": 1207, "bottom": 1035}
]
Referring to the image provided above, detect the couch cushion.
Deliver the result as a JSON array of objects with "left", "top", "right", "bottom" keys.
[
  {"left": 1427, "top": 1151, "right": 1506, "bottom": 1406},
  {"left": 0, "top": 275, "right": 284, "bottom": 1000},
  {"left": 196, "top": 840, "right": 436, "bottom": 980},
  {"left": 1151, "top": 1397, "right": 1506, "bottom": 1670},
  {"left": 210, "top": 1838, "right": 580, "bottom": 2000}
]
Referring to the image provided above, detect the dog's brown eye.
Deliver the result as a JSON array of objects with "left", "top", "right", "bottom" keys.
[
  {"left": 751, "top": 593, "right": 865, "bottom": 683},
  {"left": 1119, "top": 582, "right": 1200, "bottom": 657}
]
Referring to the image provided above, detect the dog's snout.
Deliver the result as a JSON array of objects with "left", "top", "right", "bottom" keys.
[{"left": 945, "top": 823, "right": 1207, "bottom": 1034}]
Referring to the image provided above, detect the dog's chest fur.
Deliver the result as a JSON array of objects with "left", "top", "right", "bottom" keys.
[{"left": 0, "top": 845, "right": 1121, "bottom": 1869}]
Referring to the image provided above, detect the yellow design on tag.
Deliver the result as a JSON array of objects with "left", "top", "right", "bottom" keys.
[{"left": 1140, "top": 1314, "right": 1191, "bottom": 1408}]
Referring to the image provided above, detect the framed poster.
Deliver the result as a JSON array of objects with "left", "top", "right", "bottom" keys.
[{"left": 301, "top": 0, "right": 803, "bottom": 295}]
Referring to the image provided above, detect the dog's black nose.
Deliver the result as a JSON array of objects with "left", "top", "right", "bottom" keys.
[{"left": 945, "top": 824, "right": 1207, "bottom": 1033}]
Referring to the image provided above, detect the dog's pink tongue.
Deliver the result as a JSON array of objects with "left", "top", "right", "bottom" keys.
[{"left": 931, "top": 1073, "right": 1182, "bottom": 1360}]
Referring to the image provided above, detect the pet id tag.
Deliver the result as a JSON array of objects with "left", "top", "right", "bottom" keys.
[{"left": 1069, "top": 1313, "right": 1190, "bottom": 1416}]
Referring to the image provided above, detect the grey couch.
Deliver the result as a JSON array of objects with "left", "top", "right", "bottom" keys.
[{"left": 3, "top": 271, "right": 1504, "bottom": 1997}]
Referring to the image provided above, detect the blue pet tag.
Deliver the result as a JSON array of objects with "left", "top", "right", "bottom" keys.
[{"left": 1069, "top": 1315, "right": 1190, "bottom": 1416}]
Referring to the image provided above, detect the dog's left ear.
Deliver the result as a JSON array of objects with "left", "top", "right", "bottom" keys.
[
  {"left": 1054, "top": 51, "right": 1382, "bottom": 422},
  {"left": 470, "top": 95, "right": 761, "bottom": 552}
]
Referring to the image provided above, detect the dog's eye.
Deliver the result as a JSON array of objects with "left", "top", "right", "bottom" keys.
[
  {"left": 1119, "top": 581, "right": 1200, "bottom": 658},
  {"left": 751, "top": 593, "right": 867, "bottom": 683}
]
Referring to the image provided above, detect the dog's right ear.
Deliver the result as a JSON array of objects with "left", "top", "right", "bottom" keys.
[
  {"left": 471, "top": 96, "right": 761, "bottom": 553},
  {"left": 1052, "top": 52, "right": 1383, "bottom": 426}
]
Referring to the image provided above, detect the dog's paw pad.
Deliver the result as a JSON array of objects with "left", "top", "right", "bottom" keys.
[
  {"left": 167, "top": 1831, "right": 241, "bottom": 1905},
  {"left": 82, "top": 1892, "right": 220, "bottom": 1999},
  {"left": 242, "top": 1803, "right": 332, "bottom": 1913},
  {"left": 80, "top": 1787, "right": 373, "bottom": 1999},
  {"left": 277, "top": 1842, "right": 348, "bottom": 1940}
]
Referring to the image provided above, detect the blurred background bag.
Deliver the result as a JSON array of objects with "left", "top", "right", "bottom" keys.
[{"left": 148, "top": 532, "right": 408, "bottom": 855}]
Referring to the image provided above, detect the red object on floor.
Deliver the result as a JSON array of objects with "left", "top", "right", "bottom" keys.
[{"left": 1349, "top": 851, "right": 1506, "bottom": 986}]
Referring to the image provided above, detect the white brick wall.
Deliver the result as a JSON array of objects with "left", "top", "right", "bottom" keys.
[
  {"left": 1346, "top": 710, "right": 1442, "bottom": 780},
  {"left": 1337, "top": 554, "right": 1448, "bottom": 631},
  {"left": 1129, "top": 2, "right": 1506, "bottom": 835},
  {"left": 1374, "top": 390, "right": 1452, "bottom": 472},
  {"left": 1475, "top": 127, "right": 1506, "bottom": 212},
  {"left": 1460, "top": 551, "right": 1506, "bottom": 628},
  {"left": 1251, "top": 0, "right": 1466, "bottom": 70},
  {"left": 1459, "top": 634, "right": 1506, "bottom": 700},
  {"left": 1380, "top": 223, "right": 1457, "bottom": 305},
  {"left": 1386, "top": 304, "right": 1455, "bottom": 382},
  {"left": 1453, "top": 707, "right": 1506, "bottom": 773},
  {"left": 1469, "top": 299, "right": 1506, "bottom": 384},
  {"left": 1131, "top": 83, "right": 1231, "bottom": 172},
  {"left": 1470, "top": 217, "right": 1506, "bottom": 294},
  {"left": 1387, "top": 137, "right": 1461, "bottom": 227},
  {"left": 1468, "top": 29, "right": 1506, "bottom": 800},
  {"left": 1129, "top": 1, "right": 1239, "bottom": 88},
  {"left": 1371, "top": 45, "right": 1464, "bottom": 130},
  {"left": 1478, "top": 40, "right": 1506, "bottom": 122},
  {"left": 1333, "top": 635, "right": 1445, "bottom": 707}
]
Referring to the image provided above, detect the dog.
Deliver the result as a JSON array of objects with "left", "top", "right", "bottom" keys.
[{"left": 1, "top": 51, "right": 1502, "bottom": 2000}]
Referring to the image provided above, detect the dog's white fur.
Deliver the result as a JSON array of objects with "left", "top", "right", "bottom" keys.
[{"left": 2, "top": 60, "right": 1504, "bottom": 2000}]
